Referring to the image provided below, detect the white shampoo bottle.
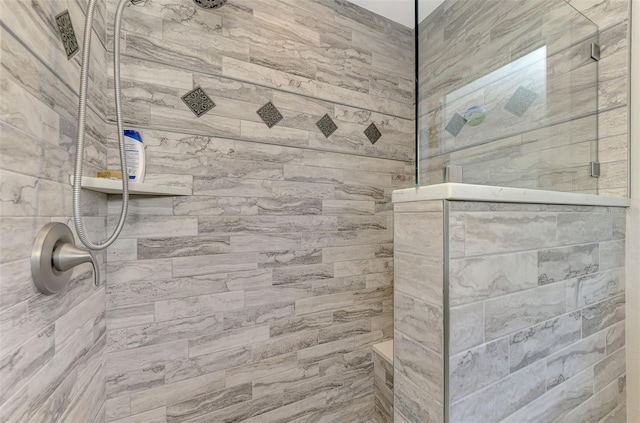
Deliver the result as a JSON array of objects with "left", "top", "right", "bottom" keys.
[{"left": 123, "top": 130, "right": 145, "bottom": 183}]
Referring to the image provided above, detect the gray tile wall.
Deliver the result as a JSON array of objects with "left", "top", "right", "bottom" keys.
[
  {"left": 393, "top": 200, "right": 444, "bottom": 423},
  {"left": 393, "top": 200, "right": 627, "bottom": 423},
  {"left": 418, "top": 0, "right": 630, "bottom": 197},
  {"left": 373, "top": 349, "right": 393, "bottom": 423},
  {"left": 101, "top": 1, "right": 414, "bottom": 422},
  {"left": 0, "top": 0, "right": 109, "bottom": 421},
  {"left": 448, "top": 202, "right": 627, "bottom": 423}
]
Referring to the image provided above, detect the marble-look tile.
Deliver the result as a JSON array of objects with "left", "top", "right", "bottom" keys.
[
  {"left": 188, "top": 325, "right": 270, "bottom": 358},
  {"left": 600, "top": 402, "right": 627, "bottom": 423},
  {"left": 107, "top": 303, "right": 155, "bottom": 330},
  {"left": 538, "top": 244, "right": 599, "bottom": 284},
  {"left": 394, "top": 332, "right": 442, "bottom": 400},
  {"left": 110, "top": 407, "right": 166, "bottom": 423},
  {"left": 450, "top": 251, "right": 537, "bottom": 305},
  {"left": 450, "top": 338, "right": 509, "bottom": 402},
  {"left": 546, "top": 331, "right": 606, "bottom": 389},
  {"left": 107, "top": 260, "right": 172, "bottom": 286},
  {"left": 599, "top": 240, "right": 625, "bottom": 271},
  {"left": 0, "top": 300, "right": 29, "bottom": 358},
  {"left": 464, "top": 213, "right": 557, "bottom": 256},
  {"left": 172, "top": 253, "right": 258, "bottom": 277},
  {"left": 501, "top": 367, "right": 594, "bottom": 423},
  {"left": 173, "top": 196, "right": 258, "bottom": 216},
  {"left": 126, "top": 314, "right": 223, "bottom": 349},
  {"left": 450, "top": 361, "right": 546, "bottom": 423},
  {"left": 0, "top": 324, "right": 55, "bottom": 405},
  {"left": 224, "top": 302, "right": 295, "bottom": 331},
  {"left": 108, "top": 215, "right": 198, "bottom": 239},
  {"left": 258, "top": 198, "right": 322, "bottom": 216},
  {"left": 107, "top": 278, "right": 191, "bottom": 309},
  {"left": 394, "top": 252, "right": 443, "bottom": 306},
  {"left": 395, "top": 291, "right": 443, "bottom": 353},
  {"left": 227, "top": 351, "right": 299, "bottom": 389},
  {"left": 450, "top": 302, "right": 484, "bottom": 355},
  {"left": 154, "top": 291, "right": 244, "bottom": 322},
  {"left": 582, "top": 294, "right": 626, "bottom": 337},
  {"left": 556, "top": 213, "right": 613, "bottom": 245},
  {"left": 509, "top": 311, "right": 581, "bottom": 372},
  {"left": 297, "top": 337, "right": 355, "bottom": 366},
  {"left": 394, "top": 212, "right": 444, "bottom": 256},
  {"left": 166, "top": 383, "right": 252, "bottom": 423},
  {"left": 394, "top": 372, "right": 443, "bottom": 423},
  {"left": 0, "top": 259, "right": 37, "bottom": 311},
  {"left": 165, "top": 346, "right": 251, "bottom": 385},
  {"left": 594, "top": 347, "right": 625, "bottom": 391},
  {"left": 484, "top": 282, "right": 566, "bottom": 341},
  {"left": 251, "top": 331, "right": 319, "bottom": 362},
  {"left": 244, "top": 284, "right": 313, "bottom": 308},
  {"left": 106, "top": 396, "right": 131, "bottom": 422},
  {"left": 566, "top": 268, "right": 625, "bottom": 310},
  {"left": 107, "top": 340, "right": 189, "bottom": 378},
  {"left": 137, "top": 236, "right": 230, "bottom": 259},
  {"left": 130, "top": 371, "right": 225, "bottom": 415},
  {"left": 563, "top": 375, "right": 626, "bottom": 423},
  {"left": 605, "top": 321, "right": 625, "bottom": 354}
]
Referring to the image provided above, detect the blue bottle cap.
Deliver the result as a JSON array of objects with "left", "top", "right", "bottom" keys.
[{"left": 124, "top": 130, "right": 142, "bottom": 142}]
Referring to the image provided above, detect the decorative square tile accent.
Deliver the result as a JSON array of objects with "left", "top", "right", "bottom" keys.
[
  {"left": 181, "top": 87, "right": 216, "bottom": 117},
  {"left": 445, "top": 113, "right": 466, "bottom": 137},
  {"left": 504, "top": 86, "right": 538, "bottom": 117},
  {"left": 364, "top": 122, "right": 382, "bottom": 144},
  {"left": 55, "top": 10, "right": 79, "bottom": 60},
  {"left": 316, "top": 114, "right": 338, "bottom": 138},
  {"left": 256, "top": 101, "right": 283, "bottom": 128}
]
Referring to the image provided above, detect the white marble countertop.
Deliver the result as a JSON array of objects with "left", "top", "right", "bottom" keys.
[{"left": 392, "top": 183, "right": 631, "bottom": 208}]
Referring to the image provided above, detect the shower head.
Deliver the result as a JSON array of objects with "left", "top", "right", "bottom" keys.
[{"left": 192, "top": 0, "right": 227, "bottom": 8}]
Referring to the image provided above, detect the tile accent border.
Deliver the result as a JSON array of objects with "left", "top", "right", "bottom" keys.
[
  {"left": 181, "top": 86, "right": 216, "bottom": 117},
  {"left": 316, "top": 114, "right": 338, "bottom": 138},
  {"left": 365, "top": 122, "right": 382, "bottom": 145},
  {"left": 256, "top": 101, "right": 283, "bottom": 128},
  {"left": 55, "top": 10, "right": 79, "bottom": 59}
]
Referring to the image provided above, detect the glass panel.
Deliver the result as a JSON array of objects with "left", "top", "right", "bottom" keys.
[{"left": 417, "top": 0, "right": 599, "bottom": 193}]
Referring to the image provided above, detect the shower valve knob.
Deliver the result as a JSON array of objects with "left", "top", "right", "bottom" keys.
[{"left": 31, "top": 223, "right": 100, "bottom": 295}]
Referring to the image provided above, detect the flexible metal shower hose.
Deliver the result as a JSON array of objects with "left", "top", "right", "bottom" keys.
[{"left": 74, "top": 0, "right": 130, "bottom": 250}]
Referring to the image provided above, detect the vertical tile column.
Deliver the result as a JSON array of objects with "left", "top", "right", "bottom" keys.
[{"left": 393, "top": 200, "right": 445, "bottom": 423}]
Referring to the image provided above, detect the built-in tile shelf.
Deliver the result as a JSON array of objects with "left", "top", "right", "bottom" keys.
[{"left": 70, "top": 176, "right": 192, "bottom": 196}]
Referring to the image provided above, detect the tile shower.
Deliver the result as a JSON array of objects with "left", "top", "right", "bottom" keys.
[
  {"left": 0, "top": 0, "right": 635, "bottom": 423},
  {"left": 1, "top": 0, "right": 413, "bottom": 422}
]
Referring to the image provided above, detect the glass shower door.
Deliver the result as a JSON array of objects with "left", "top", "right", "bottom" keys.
[{"left": 417, "top": 0, "right": 599, "bottom": 194}]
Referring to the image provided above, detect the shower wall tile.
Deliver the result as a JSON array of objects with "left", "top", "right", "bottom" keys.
[
  {"left": 98, "top": 1, "right": 415, "bottom": 422},
  {"left": 392, "top": 200, "right": 444, "bottom": 423},
  {"left": 441, "top": 201, "right": 627, "bottom": 422},
  {"left": 1, "top": 0, "right": 109, "bottom": 420}
]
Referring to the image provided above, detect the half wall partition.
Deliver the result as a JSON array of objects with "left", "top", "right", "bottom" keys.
[{"left": 392, "top": 1, "right": 632, "bottom": 422}]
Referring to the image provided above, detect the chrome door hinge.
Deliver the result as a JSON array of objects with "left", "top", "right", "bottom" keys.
[
  {"left": 591, "top": 43, "right": 601, "bottom": 61},
  {"left": 444, "top": 165, "right": 463, "bottom": 183}
]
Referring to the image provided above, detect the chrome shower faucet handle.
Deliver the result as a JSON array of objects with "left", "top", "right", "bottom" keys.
[{"left": 31, "top": 223, "right": 99, "bottom": 295}]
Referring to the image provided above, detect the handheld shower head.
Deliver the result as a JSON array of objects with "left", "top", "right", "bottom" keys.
[{"left": 193, "top": 0, "right": 227, "bottom": 8}]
